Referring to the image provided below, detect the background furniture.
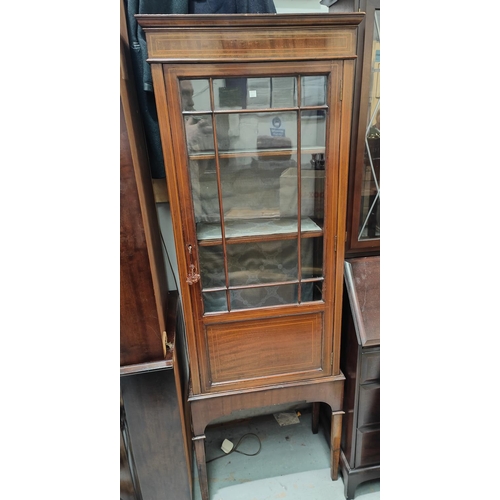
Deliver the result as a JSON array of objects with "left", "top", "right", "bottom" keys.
[
  {"left": 328, "top": 0, "right": 380, "bottom": 257},
  {"left": 120, "top": 306, "right": 191, "bottom": 500},
  {"left": 339, "top": 256, "right": 380, "bottom": 499},
  {"left": 137, "top": 13, "right": 364, "bottom": 500},
  {"left": 120, "top": 2, "right": 192, "bottom": 496}
]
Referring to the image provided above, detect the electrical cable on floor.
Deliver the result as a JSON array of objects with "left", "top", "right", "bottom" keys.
[{"left": 207, "top": 433, "right": 262, "bottom": 463}]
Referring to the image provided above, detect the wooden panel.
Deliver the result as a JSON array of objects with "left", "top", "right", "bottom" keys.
[
  {"left": 355, "top": 425, "right": 380, "bottom": 468},
  {"left": 357, "top": 383, "right": 380, "bottom": 427},
  {"left": 344, "top": 256, "right": 380, "bottom": 347},
  {"left": 120, "top": 0, "right": 169, "bottom": 366},
  {"left": 359, "top": 349, "right": 380, "bottom": 384},
  {"left": 146, "top": 28, "right": 357, "bottom": 62},
  {"left": 121, "top": 369, "right": 191, "bottom": 500},
  {"left": 206, "top": 313, "right": 324, "bottom": 384},
  {"left": 120, "top": 101, "right": 165, "bottom": 365},
  {"left": 340, "top": 290, "right": 359, "bottom": 466}
]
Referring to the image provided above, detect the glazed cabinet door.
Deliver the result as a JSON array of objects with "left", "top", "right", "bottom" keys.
[
  {"left": 162, "top": 61, "right": 348, "bottom": 393},
  {"left": 346, "top": 0, "right": 380, "bottom": 254}
]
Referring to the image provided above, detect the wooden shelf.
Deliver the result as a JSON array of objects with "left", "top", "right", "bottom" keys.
[{"left": 197, "top": 217, "right": 323, "bottom": 245}]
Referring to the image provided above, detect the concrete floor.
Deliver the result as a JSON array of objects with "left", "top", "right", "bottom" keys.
[{"left": 192, "top": 409, "right": 380, "bottom": 500}]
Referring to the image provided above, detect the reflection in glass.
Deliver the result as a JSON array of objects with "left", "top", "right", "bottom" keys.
[
  {"left": 301, "top": 282, "right": 323, "bottom": 303},
  {"left": 189, "top": 158, "right": 220, "bottom": 224},
  {"left": 199, "top": 245, "right": 225, "bottom": 289},
  {"left": 180, "top": 79, "right": 211, "bottom": 112},
  {"left": 358, "top": 9, "right": 380, "bottom": 240},
  {"left": 301, "top": 110, "right": 326, "bottom": 149},
  {"left": 227, "top": 240, "right": 298, "bottom": 287},
  {"left": 301, "top": 237, "right": 323, "bottom": 279},
  {"left": 177, "top": 73, "right": 331, "bottom": 314},
  {"left": 203, "top": 291, "right": 227, "bottom": 313},
  {"left": 213, "top": 77, "right": 297, "bottom": 110},
  {"left": 220, "top": 156, "right": 297, "bottom": 223},
  {"left": 216, "top": 112, "right": 297, "bottom": 154},
  {"left": 230, "top": 284, "right": 298, "bottom": 310},
  {"left": 184, "top": 114, "right": 214, "bottom": 154},
  {"left": 279, "top": 165, "right": 325, "bottom": 220},
  {"left": 301, "top": 76, "right": 327, "bottom": 107}
]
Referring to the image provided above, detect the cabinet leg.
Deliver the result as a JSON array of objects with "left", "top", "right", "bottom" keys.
[
  {"left": 330, "top": 411, "right": 344, "bottom": 481},
  {"left": 312, "top": 402, "right": 320, "bottom": 434},
  {"left": 193, "top": 435, "right": 209, "bottom": 500}
]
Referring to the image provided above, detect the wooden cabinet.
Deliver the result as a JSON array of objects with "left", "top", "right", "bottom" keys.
[
  {"left": 120, "top": 2, "right": 192, "bottom": 497},
  {"left": 346, "top": 0, "right": 380, "bottom": 256},
  {"left": 340, "top": 256, "right": 380, "bottom": 499},
  {"left": 136, "top": 13, "right": 364, "bottom": 500},
  {"left": 326, "top": 0, "right": 380, "bottom": 256}
]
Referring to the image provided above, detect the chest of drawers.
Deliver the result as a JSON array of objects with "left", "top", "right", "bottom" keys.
[{"left": 340, "top": 256, "right": 380, "bottom": 499}]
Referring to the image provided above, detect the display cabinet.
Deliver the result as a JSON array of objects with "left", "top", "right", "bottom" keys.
[
  {"left": 340, "top": 256, "right": 380, "bottom": 498},
  {"left": 136, "top": 13, "right": 364, "bottom": 500},
  {"left": 327, "top": 0, "right": 380, "bottom": 255}
]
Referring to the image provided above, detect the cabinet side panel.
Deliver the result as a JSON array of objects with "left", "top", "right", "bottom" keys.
[
  {"left": 120, "top": 102, "right": 165, "bottom": 365},
  {"left": 121, "top": 370, "right": 191, "bottom": 500},
  {"left": 206, "top": 313, "right": 324, "bottom": 385},
  {"left": 340, "top": 287, "right": 359, "bottom": 466}
]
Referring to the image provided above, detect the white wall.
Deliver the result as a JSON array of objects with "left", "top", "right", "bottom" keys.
[{"left": 274, "top": 0, "right": 328, "bottom": 14}]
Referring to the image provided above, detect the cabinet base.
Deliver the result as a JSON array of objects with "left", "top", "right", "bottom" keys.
[
  {"left": 189, "top": 375, "right": 345, "bottom": 500},
  {"left": 339, "top": 450, "right": 380, "bottom": 499}
]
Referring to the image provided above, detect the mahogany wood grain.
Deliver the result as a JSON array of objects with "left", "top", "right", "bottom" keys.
[
  {"left": 206, "top": 312, "right": 323, "bottom": 387},
  {"left": 340, "top": 451, "right": 380, "bottom": 500},
  {"left": 137, "top": 13, "right": 364, "bottom": 29},
  {"left": 340, "top": 255, "right": 380, "bottom": 498},
  {"left": 136, "top": 15, "right": 364, "bottom": 500},
  {"left": 121, "top": 368, "right": 191, "bottom": 500},
  {"left": 344, "top": 0, "right": 381, "bottom": 256},
  {"left": 331, "top": 411, "right": 344, "bottom": 480},
  {"left": 120, "top": 100, "right": 165, "bottom": 365},
  {"left": 120, "top": 1, "right": 169, "bottom": 366},
  {"left": 189, "top": 375, "right": 345, "bottom": 435},
  {"left": 188, "top": 375, "right": 345, "bottom": 500}
]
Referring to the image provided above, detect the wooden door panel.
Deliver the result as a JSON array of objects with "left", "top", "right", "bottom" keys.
[{"left": 206, "top": 312, "right": 325, "bottom": 388}]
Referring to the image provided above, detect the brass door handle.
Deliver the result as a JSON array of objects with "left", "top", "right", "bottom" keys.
[{"left": 186, "top": 245, "right": 200, "bottom": 285}]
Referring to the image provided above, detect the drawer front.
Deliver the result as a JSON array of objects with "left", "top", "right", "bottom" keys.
[
  {"left": 359, "top": 349, "right": 380, "bottom": 384},
  {"left": 357, "top": 383, "right": 380, "bottom": 427},
  {"left": 355, "top": 425, "right": 380, "bottom": 468}
]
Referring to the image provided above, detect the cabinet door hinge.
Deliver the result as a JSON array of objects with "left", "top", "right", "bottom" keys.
[
  {"left": 331, "top": 352, "right": 334, "bottom": 366},
  {"left": 334, "top": 235, "right": 338, "bottom": 252}
]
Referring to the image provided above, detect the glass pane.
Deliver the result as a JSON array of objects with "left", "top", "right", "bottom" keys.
[
  {"left": 230, "top": 284, "right": 298, "bottom": 310},
  {"left": 198, "top": 245, "right": 225, "bottom": 289},
  {"left": 301, "top": 110, "right": 326, "bottom": 150},
  {"left": 216, "top": 112, "right": 297, "bottom": 154},
  {"left": 301, "top": 282, "right": 323, "bottom": 303},
  {"left": 279, "top": 166, "right": 325, "bottom": 222},
  {"left": 219, "top": 156, "right": 296, "bottom": 225},
  {"left": 203, "top": 291, "right": 228, "bottom": 313},
  {"left": 301, "top": 76, "right": 327, "bottom": 106},
  {"left": 227, "top": 240, "right": 298, "bottom": 287},
  {"left": 180, "top": 79, "right": 211, "bottom": 112},
  {"left": 213, "top": 77, "right": 296, "bottom": 110},
  {"left": 184, "top": 113, "right": 214, "bottom": 154},
  {"left": 301, "top": 237, "right": 323, "bottom": 279},
  {"left": 358, "top": 9, "right": 380, "bottom": 240},
  {"left": 189, "top": 159, "right": 220, "bottom": 225}
]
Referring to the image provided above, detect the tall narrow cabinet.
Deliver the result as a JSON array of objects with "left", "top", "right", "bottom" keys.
[{"left": 136, "top": 14, "right": 364, "bottom": 500}]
